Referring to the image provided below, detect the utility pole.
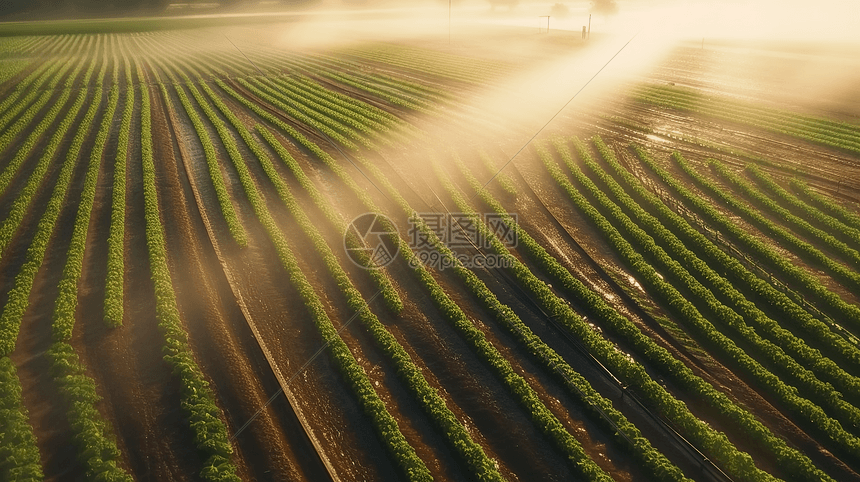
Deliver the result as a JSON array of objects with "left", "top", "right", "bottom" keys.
[
  {"left": 588, "top": 14, "right": 591, "bottom": 39},
  {"left": 539, "top": 15, "right": 550, "bottom": 33},
  {"left": 449, "top": 0, "right": 451, "bottom": 44}
]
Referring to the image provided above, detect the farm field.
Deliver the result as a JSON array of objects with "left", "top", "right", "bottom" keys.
[{"left": 1, "top": 11, "right": 860, "bottom": 482}]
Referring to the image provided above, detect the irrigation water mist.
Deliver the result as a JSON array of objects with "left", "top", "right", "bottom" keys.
[{"left": 216, "top": 0, "right": 860, "bottom": 175}]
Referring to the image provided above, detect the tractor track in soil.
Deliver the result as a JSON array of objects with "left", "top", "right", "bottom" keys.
[{"left": 156, "top": 77, "right": 340, "bottom": 481}]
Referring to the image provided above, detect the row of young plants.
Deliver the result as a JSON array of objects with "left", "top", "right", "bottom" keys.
[
  {"left": 263, "top": 76, "right": 386, "bottom": 142},
  {"left": 209, "top": 79, "right": 406, "bottom": 315},
  {"left": 0, "top": 55, "right": 96, "bottom": 355},
  {"left": 143, "top": 66, "right": 242, "bottom": 482},
  {"left": 0, "top": 60, "right": 64, "bottom": 131},
  {"left": 635, "top": 86, "right": 860, "bottom": 154},
  {"left": 53, "top": 75, "right": 120, "bottom": 341},
  {"left": 280, "top": 74, "right": 409, "bottom": 138},
  {"left": 584, "top": 139, "right": 860, "bottom": 417},
  {"left": 668, "top": 153, "right": 860, "bottom": 323},
  {"left": 222, "top": 72, "right": 614, "bottom": 479},
  {"left": 0, "top": 40, "right": 86, "bottom": 180},
  {"left": 289, "top": 74, "right": 402, "bottom": 127},
  {"left": 622, "top": 145, "right": 860, "bottom": 379},
  {"left": 191, "top": 74, "right": 402, "bottom": 315},
  {"left": 441, "top": 157, "right": 692, "bottom": 482},
  {"left": 0, "top": 59, "right": 29, "bottom": 86},
  {"left": 712, "top": 161, "right": 860, "bottom": 271},
  {"left": 178, "top": 73, "right": 434, "bottom": 481},
  {"left": 0, "top": 59, "right": 53, "bottom": 115},
  {"left": 539, "top": 143, "right": 833, "bottom": 482},
  {"left": 235, "top": 77, "right": 360, "bottom": 150},
  {"left": 791, "top": 178, "right": 860, "bottom": 232},
  {"left": 0, "top": 56, "right": 76, "bottom": 158},
  {"left": 342, "top": 154, "right": 616, "bottom": 481},
  {"left": 473, "top": 144, "right": 819, "bottom": 482},
  {"left": 254, "top": 128, "right": 403, "bottom": 313},
  {"left": 0, "top": 42, "right": 97, "bottom": 482},
  {"left": 636, "top": 85, "right": 860, "bottom": 143},
  {"left": 0, "top": 90, "right": 75, "bottom": 260},
  {"left": 168, "top": 78, "right": 248, "bottom": 246},
  {"left": 269, "top": 75, "right": 401, "bottom": 138},
  {"left": 311, "top": 52, "right": 450, "bottom": 101},
  {"left": 247, "top": 76, "right": 376, "bottom": 148},
  {"left": 319, "top": 70, "right": 431, "bottom": 111},
  {"left": 341, "top": 45, "right": 504, "bottom": 85},
  {"left": 213, "top": 42, "right": 407, "bottom": 129},
  {"left": 479, "top": 149, "right": 517, "bottom": 198},
  {"left": 0, "top": 357, "right": 43, "bottom": 481},
  {"left": 562, "top": 138, "right": 860, "bottom": 465},
  {"left": 0, "top": 45, "right": 131, "bottom": 482},
  {"left": 237, "top": 46, "right": 436, "bottom": 110},
  {"left": 198, "top": 79, "right": 507, "bottom": 481},
  {"left": 47, "top": 51, "right": 133, "bottom": 481},
  {"left": 746, "top": 165, "right": 860, "bottom": 252},
  {"left": 103, "top": 52, "right": 133, "bottom": 326}
]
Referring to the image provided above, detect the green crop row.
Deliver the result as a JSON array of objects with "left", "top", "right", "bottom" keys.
[
  {"left": 170, "top": 82, "right": 248, "bottom": 246},
  {"left": 46, "top": 51, "right": 133, "bottom": 481},
  {"left": 0, "top": 88, "right": 73, "bottom": 260},
  {"left": 291, "top": 74, "right": 403, "bottom": 125},
  {"left": 221, "top": 43, "right": 403, "bottom": 126},
  {"left": 333, "top": 151, "right": 613, "bottom": 480},
  {"left": 227, "top": 69, "right": 610, "bottom": 479},
  {"left": 255, "top": 127, "right": 404, "bottom": 313},
  {"left": 200, "top": 81, "right": 457, "bottom": 480},
  {"left": 307, "top": 52, "right": 449, "bottom": 101},
  {"left": 0, "top": 60, "right": 53, "bottom": 115},
  {"left": 406, "top": 213, "right": 613, "bottom": 481},
  {"left": 668, "top": 153, "right": 860, "bottom": 324},
  {"left": 0, "top": 357, "right": 42, "bottom": 481},
  {"left": 236, "top": 76, "right": 360, "bottom": 150},
  {"left": 319, "top": 70, "right": 431, "bottom": 111},
  {"left": 444, "top": 156, "right": 691, "bottom": 482},
  {"left": 47, "top": 342, "right": 132, "bottom": 481},
  {"left": 479, "top": 149, "right": 517, "bottom": 198},
  {"left": 747, "top": 166, "right": 860, "bottom": 251},
  {"left": 143, "top": 68, "right": 241, "bottom": 482},
  {"left": 264, "top": 76, "right": 389, "bottom": 143},
  {"left": 340, "top": 45, "right": 504, "bottom": 85},
  {"left": 0, "top": 59, "right": 28, "bottom": 85},
  {"left": 0, "top": 61, "right": 65, "bottom": 131},
  {"left": 183, "top": 74, "right": 433, "bottom": 481},
  {"left": 635, "top": 86, "right": 860, "bottom": 154},
  {"left": 542, "top": 143, "right": 830, "bottom": 482},
  {"left": 791, "top": 178, "right": 860, "bottom": 232},
  {"left": 195, "top": 76, "right": 402, "bottom": 314},
  {"left": 248, "top": 76, "right": 376, "bottom": 148},
  {"left": 636, "top": 85, "right": 860, "bottom": 143},
  {"left": 562, "top": 138, "right": 860, "bottom": 465},
  {"left": 0, "top": 57, "right": 96, "bottom": 355},
  {"left": 214, "top": 78, "right": 406, "bottom": 313},
  {"left": 586, "top": 139, "right": 860, "bottom": 416},
  {"left": 714, "top": 161, "right": 860, "bottom": 271},
  {"left": 104, "top": 53, "right": 134, "bottom": 326},
  {"left": 54, "top": 83, "right": 119, "bottom": 341},
  {"left": 277, "top": 75, "right": 400, "bottom": 130},
  {"left": 624, "top": 145, "right": 860, "bottom": 379},
  {"left": 251, "top": 130, "right": 507, "bottom": 482}
]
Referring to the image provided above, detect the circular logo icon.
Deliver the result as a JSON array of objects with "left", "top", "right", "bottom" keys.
[{"left": 344, "top": 213, "right": 400, "bottom": 269}]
